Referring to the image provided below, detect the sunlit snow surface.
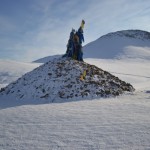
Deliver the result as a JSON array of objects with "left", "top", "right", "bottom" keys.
[{"left": 0, "top": 30, "right": 150, "bottom": 149}]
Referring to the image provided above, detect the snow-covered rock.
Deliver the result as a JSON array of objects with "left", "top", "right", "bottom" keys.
[{"left": 0, "top": 57, "right": 134, "bottom": 102}]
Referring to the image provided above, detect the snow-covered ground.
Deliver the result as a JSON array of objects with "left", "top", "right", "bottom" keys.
[
  {"left": 0, "top": 90, "right": 150, "bottom": 150},
  {"left": 0, "top": 58, "right": 150, "bottom": 150},
  {"left": 0, "top": 30, "right": 150, "bottom": 149}
]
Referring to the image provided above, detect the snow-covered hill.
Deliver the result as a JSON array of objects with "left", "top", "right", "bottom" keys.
[
  {"left": 83, "top": 30, "right": 150, "bottom": 60},
  {"left": 0, "top": 57, "right": 134, "bottom": 102},
  {"left": 1, "top": 29, "right": 150, "bottom": 89},
  {"left": 0, "top": 29, "right": 150, "bottom": 150},
  {"left": 0, "top": 60, "right": 40, "bottom": 88},
  {"left": 102, "top": 30, "right": 150, "bottom": 40}
]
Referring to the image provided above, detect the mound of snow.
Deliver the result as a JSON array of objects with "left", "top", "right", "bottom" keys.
[
  {"left": 0, "top": 57, "right": 134, "bottom": 102},
  {"left": 83, "top": 30, "right": 150, "bottom": 60}
]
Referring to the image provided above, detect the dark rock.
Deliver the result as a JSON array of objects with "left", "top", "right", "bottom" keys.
[
  {"left": 48, "top": 73, "right": 52, "bottom": 76},
  {"left": 40, "top": 94, "right": 49, "bottom": 98},
  {"left": 0, "top": 88, "right": 5, "bottom": 93}
]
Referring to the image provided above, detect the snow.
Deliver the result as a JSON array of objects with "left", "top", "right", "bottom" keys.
[
  {"left": 33, "top": 55, "right": 61, "bottom": 63},
  {"left": 0, "top": 59, "right": 40, "bottom": 88},
  {"left": 102, "top": 30, "right": 150, "bottom": 40},
  {"left": 83, "top": 30, "right": 150, "bottom": 60},
  {"left": 0, "top": 90, "right": 150, "bottom": 149},
  {"left": 85, "top": 58, "right": 150, "bottom": 90},
  {"left": 0, "top": 30, "right": 150, "bottom": 149},
  {"left": 0, "top": 57, "right": 134, "bottom": 102}
]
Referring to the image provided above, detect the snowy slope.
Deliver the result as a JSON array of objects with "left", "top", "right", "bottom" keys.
[
  {"left": 0, "top": 91, "right": 150, "bottom": 150},
  {"left": 0, "top": 57, "right": 134, "bottom": 102},
  {"left": 33, "top": 54, "right": 61, "bottom": 63},
  {"left": 83, "top": 30, "right": 150, "bottom": 60},
  {"left": 85, "top": 58, "right": 150, "bottom": 90},
  {"left": 0, "top": 30, "right": 150, "bottom": 150},
  {"left": 0, "top": 60, "right": 40, "bottom": 88},
  {"left": 0, "top": 57, "right": 150, "bottom": 150}
]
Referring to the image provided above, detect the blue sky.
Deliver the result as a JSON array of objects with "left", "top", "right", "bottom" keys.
[{"left": 0, "top": 0, "right": 150, "bottom": 61}]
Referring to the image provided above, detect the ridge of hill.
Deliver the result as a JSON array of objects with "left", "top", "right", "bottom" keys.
[{"left": 101, "top": 30, "right": 150, "bottom": 40}]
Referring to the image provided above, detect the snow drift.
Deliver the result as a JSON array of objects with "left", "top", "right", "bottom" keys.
[{"left": 0, "top": 57, "right": 134, "bottom": 102}]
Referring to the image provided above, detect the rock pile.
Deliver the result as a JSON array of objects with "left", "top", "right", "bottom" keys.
[{"left": 0, "top": 57, "right": 134, "bottom": 102}]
